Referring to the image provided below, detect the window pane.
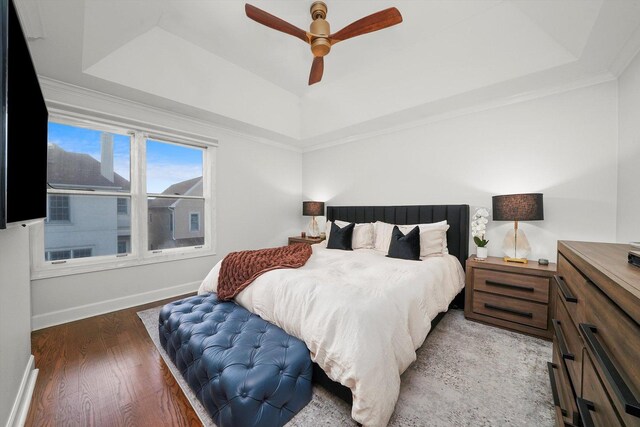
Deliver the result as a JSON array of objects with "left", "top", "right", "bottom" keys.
[
  {"left": 190, "top": 213, "right": 200, "bottom": 232},
  {"left": 117, "top": 198, "right": 128, "bottom": 214},
  {"left": 146, "top": 140, "right": 203, "bottom": 196},
  {"left": 48, "top": 195, "right": 70, "bottom": 221},
  {"left": 44, "top": 195, "right": 132, "bottom": 261},
  {"left": 148, "top": 197, "right": 204, "bottom": 250},
  {"left": 48, "top": 122, "right": 131, "bottom": 191}
]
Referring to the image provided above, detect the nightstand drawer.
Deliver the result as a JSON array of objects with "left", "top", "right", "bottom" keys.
[
  {"left": 472, "top": 291, "right": 548, "bottom": 330},
  {"left": 473, "top": 268, "right": 549, "bottom": 303}
]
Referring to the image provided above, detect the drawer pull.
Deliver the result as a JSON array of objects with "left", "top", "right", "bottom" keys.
[
  {"left": 484, "top": 303, "right": 533, "bottom": 318},
  {"left": 580, "top": 323, "right": 640, "bottom": 418},
  {"left": 576, "top": 398, "right": 595, "bottom": 427},
  {"left": 547, "top": 362, "right": 567, "bottom": 417},
  {"left": 552, "top": 319, "right": 575, "bottom": 360},
  {"left": 485, "top": 280, "right": 534, "bottom": 293},
  {"left": 554, "top": 275, "right": 577, "bottom": 303}
]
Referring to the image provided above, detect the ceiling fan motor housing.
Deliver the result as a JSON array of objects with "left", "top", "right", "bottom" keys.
[{"left": 310, "top": 19, "right": 330, "bottom": 56}]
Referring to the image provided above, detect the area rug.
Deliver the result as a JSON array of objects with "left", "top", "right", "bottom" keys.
[{"left": 138, "top": 306, "right": 554, "bottom": 426}]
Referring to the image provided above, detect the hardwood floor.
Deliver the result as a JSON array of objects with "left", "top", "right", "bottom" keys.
[{"left": 25, "top": 295, "right": 202, "bottom": 427}]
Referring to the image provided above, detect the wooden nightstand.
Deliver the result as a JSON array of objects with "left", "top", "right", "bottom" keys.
[
  {"left": 464, "top": 256, "right": 557, "bottom": 340},
  {"left": 288, "top": 236, "right": 325, "bottom": 245}
]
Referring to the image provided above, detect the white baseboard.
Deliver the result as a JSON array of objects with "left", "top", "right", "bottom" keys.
[
  {"left": 6, "top": 355, "right": 38, "bottom": 427},
  {"left": 31, "top": 281, "right": 200, "bottom": 330}
]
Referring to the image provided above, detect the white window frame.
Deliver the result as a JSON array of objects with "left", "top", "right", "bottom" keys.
[{"left": 31, "top": 112, "right": 217, "bottom": 279}]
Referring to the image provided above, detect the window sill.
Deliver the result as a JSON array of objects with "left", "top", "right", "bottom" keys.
[{"left": 31, "top": 247, "right": 216, "bottom": 280}]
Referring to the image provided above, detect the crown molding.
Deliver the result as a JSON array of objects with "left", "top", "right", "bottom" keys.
[
  {"left": 609, "top": 26, "right": 640, "bottom": 77},
  {"left": 14, "top": 0, "right": 46, "bottom": 40},
  {"left": 301, "top": 73, "right": 616, "bottom": 153},
  {"left": 38, "top": 77, "right": 302, "bottom": 153}
]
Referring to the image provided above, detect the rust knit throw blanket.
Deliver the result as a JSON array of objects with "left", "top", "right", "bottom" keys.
[{"left": 217, "top": 243, "right": 312, "bottom": 300}]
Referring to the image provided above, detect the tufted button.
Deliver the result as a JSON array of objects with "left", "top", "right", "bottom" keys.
[
  {"left": 279, "top": 369, "right": 284, "bottom": 375},
  {"left": 241, "top": 392, "right": 247, "bottom": 397},
  {"left": 254, "top": 344, "right": 260, "bottom": 349}
]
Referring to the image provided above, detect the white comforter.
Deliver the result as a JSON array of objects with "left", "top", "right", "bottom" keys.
[{"left": 198, "top": 245, "right": 465, "bottom": 427}]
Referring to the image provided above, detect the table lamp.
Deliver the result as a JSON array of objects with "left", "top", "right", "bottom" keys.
[
  {"left": 492, "top": 193, "right": 544, "bottom": 264},
  {"left": 303, "top": 201, "right": 324, "bottom": 238}
]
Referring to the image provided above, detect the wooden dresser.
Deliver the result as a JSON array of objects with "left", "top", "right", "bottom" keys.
[
  {"left": 549, "top": 241, "right": 640, "bottom": 427},
  {"left": 465, "top": 256, "right": 557, "bottom": 340}
]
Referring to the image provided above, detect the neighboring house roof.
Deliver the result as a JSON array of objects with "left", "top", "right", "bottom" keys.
[
  {"left": 47, "top": 144, "right": 129, "bottom": 189},
  {"left": 149, "top": 177, "right": 202, "bottom": 208}
]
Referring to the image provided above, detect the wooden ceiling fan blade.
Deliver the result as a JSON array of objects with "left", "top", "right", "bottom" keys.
[
  {"left": 329, "top": 7, "right": 402, "bottom": 44},
  {"left": 245, "top": 4, "right": 308, "bottom": 43},
  {"left": 309, "top": 57, "right": 324, "bottom": 85}
]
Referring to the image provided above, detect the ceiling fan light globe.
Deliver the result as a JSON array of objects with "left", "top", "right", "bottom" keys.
[{"left": 311, "top": 37, "right": 331, "bottom": 57}]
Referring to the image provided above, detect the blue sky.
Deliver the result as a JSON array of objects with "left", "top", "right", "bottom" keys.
[{"left": 48, "top": 122, "right": 203, "bottom": 193}]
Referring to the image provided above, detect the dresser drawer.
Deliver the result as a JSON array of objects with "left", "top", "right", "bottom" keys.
[
  {"left": 473, "top": 291, "right": 547, "bottom": 330},
  {"left": 583, "top": 282, "right": 640, "bottom": 426},
  {"left": 473, "top": 268, "right": 549, "bottom": 303},
  {"left": 549, "top": 343, "right": 579, "bottom": 426},
  {"left": 553, "top": 292, "right": 583, "bottom": 394},
  {"left": 556, "top": 254, "right": 587, "bottom": 328},
  {"left": 580, "top": 352, "right": 623, "bottom": 427}
]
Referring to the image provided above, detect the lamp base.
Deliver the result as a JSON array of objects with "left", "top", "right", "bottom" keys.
[
  {"left": 503, "top": 256, "right": 528, "bottom": 264},
  {"left": 307, "top": 216, "right": 320, "bottom": 237},
  {"left": 501, "top": 226, "right": 531, "bottom": 261}
]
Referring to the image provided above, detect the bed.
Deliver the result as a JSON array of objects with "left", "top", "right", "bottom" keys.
[{"left": 198, "top": 204, "right": 469, "bottom": 426}]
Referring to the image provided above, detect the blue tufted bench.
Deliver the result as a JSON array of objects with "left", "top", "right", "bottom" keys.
[{"left": 158, "top": 293, "right": 313, "bottom": 427}]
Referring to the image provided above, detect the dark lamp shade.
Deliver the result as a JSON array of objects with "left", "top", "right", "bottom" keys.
[
  {"left": 302, "top": 201, "right": 324, "bottom": 217},
  {"left": 492, "top": 193, "right": 544, "bottom": 221}
]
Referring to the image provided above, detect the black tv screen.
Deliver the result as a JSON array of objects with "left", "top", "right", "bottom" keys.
[{"left": 0, "top": 0, "right": 48, "bottom": 229}]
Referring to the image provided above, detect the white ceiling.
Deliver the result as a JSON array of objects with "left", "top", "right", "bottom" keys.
[{"left": 16, "top": 0, "right": 640, "bottom": 149}]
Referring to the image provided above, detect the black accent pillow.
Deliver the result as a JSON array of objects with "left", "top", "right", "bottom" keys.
[
  {"left": 387, "top": 225, "right": 421, "bottom": 261},
  {"left": 326, "top": 222, "right": 355, "bottom": 250}
]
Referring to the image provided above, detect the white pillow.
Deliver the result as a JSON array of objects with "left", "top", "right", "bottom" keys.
[
  {"left": 373, "top": 220, "right": 449, "bottom": 257},
  {"left": 325, "top": 220, "right": 374, "bottom": 249}
]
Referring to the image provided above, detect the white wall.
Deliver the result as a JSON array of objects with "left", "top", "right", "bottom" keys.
[
  {"left": 617, "top": 52, "right": 640, "bottom": 242},
  {"left": 0, "top": 225, "right": 33, "bottom": 425},
  {"left": 302, "top": 82, "right": 620, "bottom": 262},
  {"left": 31, "top": 82, "right": 302, "bottom": 329}
]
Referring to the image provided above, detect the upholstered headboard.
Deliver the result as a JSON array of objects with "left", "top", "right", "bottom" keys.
[{"left": 326, "top": 204, "right": 470, "bottom": 269}]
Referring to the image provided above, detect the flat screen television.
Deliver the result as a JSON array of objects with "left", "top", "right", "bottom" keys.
[{"left": 0, "top": 0, "right": 48, "bottom": 229}]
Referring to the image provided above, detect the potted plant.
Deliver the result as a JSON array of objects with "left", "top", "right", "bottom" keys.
[{"left": 472, "top": 208, "right": 490, "bottom": 260}]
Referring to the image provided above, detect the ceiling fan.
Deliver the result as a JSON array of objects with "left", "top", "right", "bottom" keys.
[{"left": 245, "top": 2, "right": 403, "bottom": 85}]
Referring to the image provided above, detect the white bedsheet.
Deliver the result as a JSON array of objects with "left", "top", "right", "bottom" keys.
[{"left": 198, "top": 245, "right": 465, "bottom": 427}]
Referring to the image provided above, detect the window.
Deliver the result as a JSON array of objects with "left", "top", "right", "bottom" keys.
[
  {"left": 190, "top": 212, "right": 200, "bottom": 232},
  {"left": 46, "top": 250, "right": 70, "bottom": 261},
  {"left": 72, "top": 248, "right": 93, "bottom": 258},
  {"left": 147, "top": 139, "right": 204, "bottom": 251},
  {"left": 117, "top": 198, "right": 128, "bottom": 214},
  {"left": 45, "top": 248, "right": 92, "bottom": 261},
  {"left": 48, "top": 195, "right": 70, "bottom": 222},
  {"left": 34, "top": 116, "right": 215, "bottom": 276},
  {"left": 44, "top": 122, "right": 131, "bottom": 261}
]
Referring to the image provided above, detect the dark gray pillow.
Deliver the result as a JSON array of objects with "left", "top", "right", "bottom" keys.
[
  {"left": 327, "top": 222, "right": 355, "bottom": 250},
  {"left": 387, "top": 225, "right": 421, "bottom": 261}
]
